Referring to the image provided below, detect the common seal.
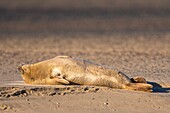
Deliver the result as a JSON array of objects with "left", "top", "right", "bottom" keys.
[{"left": 18, "top": 56, "right": 152, "bottom": 91}]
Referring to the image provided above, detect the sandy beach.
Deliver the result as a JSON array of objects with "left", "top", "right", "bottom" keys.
[{"left": 0, "top": 0, "right": 170, "bottom": 113}]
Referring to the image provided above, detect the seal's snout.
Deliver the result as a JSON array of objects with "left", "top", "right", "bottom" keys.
[{"left": 18, "top": 64, "right": 24, "bottom": 74}]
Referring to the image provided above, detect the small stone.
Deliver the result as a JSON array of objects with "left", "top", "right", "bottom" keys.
[
  {"left": 0, "top": 105, "right": 7, "bottom": 110},
  {"left": 61, "top": 92, "right": 66, "bottom": 95},
  {"left": 66, "top": 87, "right": 70, "bottom": 90},
  {"left": 5, "top": 94, "right": 10, "bottom": 98},
  {"left": 84, "top": 87, "right": 89, "bottom": 91},
  {"left": 95, "top": 88, "right": 99, "bottom": 91},
  {"left": 104, "top": 102, "right": 108, "bottom": 105},
  {"left": 57, "top": 92, "right": 61, "bottom": 95},
  {"left": 92, "top": 98, "right": 95, "bottom": 100},
  {"left": 48, "top": 92, "right": 56, "bottom": 96},
  {"left": 70, "top": 89, "right": 75, "bottom": 92},
  {"left": 23, "top": 93, "right": 28, "bottom": 97},
  {"left": 56, "top": 102, "right": 60, "bottom": 108},
  {"left": 26, "top": 98, "right": 29, "bottom": 101}
]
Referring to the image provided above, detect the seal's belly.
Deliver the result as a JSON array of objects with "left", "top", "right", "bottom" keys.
[
  {"left": 59, "top": 57, "right": 131, "bottom": 88},
  {"left": 65, "top": 70, "right": 124, "bottom": 88}
]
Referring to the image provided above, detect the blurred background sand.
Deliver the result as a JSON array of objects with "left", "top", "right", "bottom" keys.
[{"left": 0, "top": 0, "right": 170, "bottom": 33}]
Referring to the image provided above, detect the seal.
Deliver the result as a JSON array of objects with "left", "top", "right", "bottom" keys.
[{"left": 18, "top": 56, "right": 152, "bottom": 91}]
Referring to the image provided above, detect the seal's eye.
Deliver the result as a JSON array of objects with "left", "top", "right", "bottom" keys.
[{"left": 57, "top": 73, "right": 61, "bottom": 76}]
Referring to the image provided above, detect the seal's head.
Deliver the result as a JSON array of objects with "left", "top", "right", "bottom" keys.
[
  {"left": 18, "top": 63, "right": 70, "bottom": 85},
  {"left": 18, "top": 64, "right": 32, "bottom": 84}
]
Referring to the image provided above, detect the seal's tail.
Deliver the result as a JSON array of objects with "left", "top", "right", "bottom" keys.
[{"left": 123, "top": 83, "right": 153, "bottom": 92}]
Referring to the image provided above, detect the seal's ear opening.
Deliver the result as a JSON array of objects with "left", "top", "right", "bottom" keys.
[{"left": 18, "top": 65, "right": 24, "bottom": 74}]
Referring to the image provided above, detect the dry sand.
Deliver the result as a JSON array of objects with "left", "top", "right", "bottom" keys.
[{"left": 0, "top": 0, "right": 170, "bottom": 113}]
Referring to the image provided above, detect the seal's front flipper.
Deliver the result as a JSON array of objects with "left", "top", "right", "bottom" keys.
[
  {"left": 47, "top": 78, "right": 70, "bottom": 85},
  {"left": 124, "top": 83, "right": 153, "bottom": 92},
  {"left": 49, "top": 67, "right": 70, "bottom": 85},
  {"left": 54, "top": 78, "right": 70, "bottom": 85}
]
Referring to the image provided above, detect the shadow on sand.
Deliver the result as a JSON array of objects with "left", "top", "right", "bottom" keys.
[{"left": 147, "top": 82, "right": 170, "bottom": 93}]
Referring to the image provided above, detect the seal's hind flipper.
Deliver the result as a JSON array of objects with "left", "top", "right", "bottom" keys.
[
  {"left": 131, "top": 76, "right": 147, "bottom": 83},
  {"left": 124, "top": 83, "right": 153, "bottom": 92}
]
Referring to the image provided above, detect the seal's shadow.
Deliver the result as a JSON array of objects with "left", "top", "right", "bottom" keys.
[{"left": 147, "top": 81, "right": 170, "bottom": 93}]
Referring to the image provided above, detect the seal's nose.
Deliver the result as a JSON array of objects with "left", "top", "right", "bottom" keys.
[{"left": 18, "top": 65, "right": 24, "bottom": 74}]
